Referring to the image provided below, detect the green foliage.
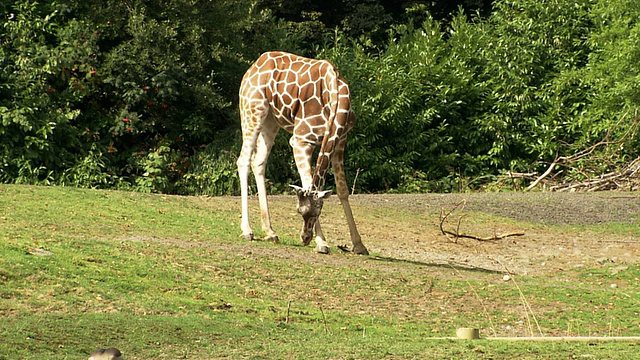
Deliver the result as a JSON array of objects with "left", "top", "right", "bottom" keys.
[
  {"left": 476, "top": 0, "right": 594, "bottom": 167},
  {"left": 2, "top": 0, "right": 640, "bottom": 194},
  {"left": 582, "top": 0, "right": 640, "bottom": 135},
  {"left": 175, "top": 130, "right": 241, "bottom": 196},
  {"left": 131, "top": 144, "right": 185, "bottom": 193},
  {"left": 323, "top": 0, "right": 639, "bottom": 192},
  {"left": 0, "top": 0, "right": 296, "bottom": 193},
  {"left": 59, "top": 144, "right": 115, "bottom": 188},
  {"left": 325, "top": 15, "right": 491, "bottom": 191},
  {"left": 92, "top": 0, "right": 257, "bottom": 190},
  {"left": 0, "top": 1, "right": 103, "bottom": 185}
]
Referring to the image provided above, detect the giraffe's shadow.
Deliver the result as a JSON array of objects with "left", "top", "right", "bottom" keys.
[
  {"left": 251, "top": 231, "right": 504, "bottom": 274},
  {"left": 368, "top": 255, "right": 504, "bottom": 274}
]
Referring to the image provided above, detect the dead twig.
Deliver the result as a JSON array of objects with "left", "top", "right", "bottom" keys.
[
  {"left": 440, "top": 200, "right": 525, "bottom": 242},
  {"left": 285, "top": 300, "right": 292, "bottom": 323},
  {"left": 526, "top": 160, "right": 558, "bottom": 191},
  {"left": 550, "top": 157, "right": 640, "bottom": 192},
  {"left": 351, "top": 168, "right": 361, "bottom": 195},
  {"left": 319, "top": 305, "right": 328, "bottom": 333}
]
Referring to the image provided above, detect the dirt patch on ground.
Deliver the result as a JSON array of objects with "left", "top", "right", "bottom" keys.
[
  {"left": 253, "top": 192, "right": 640, "bottom": 276},
  {"left": 116, "top": 191, "right": 640, "bottom": 337},
  {"left": 359, "top": 192, "right": 640, "bottom": 226}
]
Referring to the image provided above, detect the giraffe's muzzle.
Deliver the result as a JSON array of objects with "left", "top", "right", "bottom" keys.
[{"left": 300, "top": 215, "right": 318, "bottom": 246}]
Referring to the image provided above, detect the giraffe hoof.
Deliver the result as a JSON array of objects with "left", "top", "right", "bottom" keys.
[
  {"left": 353, "top": 245, "right": 369, "bottom": 255},
  {"left": 315, "top": 245, "right": 330, "bottom": 254},
  {"left": 265, "top": 235, "right": 279, "bottom": 244},
  {"left": 301, "top": 236, "right": 312, "bottom": 246},
  {"left": 338, "top": 244, "right": 369, "bottom": 255},
  {"left": 242, "top": 233, "right": 255, "bottom": 242}
]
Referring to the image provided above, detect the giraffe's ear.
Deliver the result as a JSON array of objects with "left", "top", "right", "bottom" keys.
[
  {"left": 289, "top": 184, "right": 305, "bottom": 198},
  {"left": 315, "top": 190, "right": 332, "bottom": 200}
]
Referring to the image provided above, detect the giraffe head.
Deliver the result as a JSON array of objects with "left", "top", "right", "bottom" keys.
[{"left": 290, "top": 185, "right": 332, "bottom": 246}]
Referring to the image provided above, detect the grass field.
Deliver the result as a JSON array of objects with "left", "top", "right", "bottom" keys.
[{"left": 1, "top": 185, "right": 639, "bottom": 359}]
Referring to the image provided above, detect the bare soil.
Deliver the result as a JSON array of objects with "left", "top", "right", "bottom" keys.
[{"left": 257, "top": 192, "right": 640, "bottom": 276}]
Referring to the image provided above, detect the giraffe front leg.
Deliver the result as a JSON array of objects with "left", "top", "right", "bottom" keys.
[
  {"left": 314, "top": 219, "right": 330, "bottom": 254},
  {"left": 332, "top": 141, "right": 369, "bottom": 255},
  {"left": 338, "top": 197, "right": 369, "bottom": 255}
]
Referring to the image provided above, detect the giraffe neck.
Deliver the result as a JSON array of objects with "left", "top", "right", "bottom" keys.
[
  {"left": 312, "top": 127, "right": 337, "bottom": 191},
  {"left": 311, "top": 65, "right": 340, "bottom": 192},
  {"left": 312, "top": 165, "right": 328, "bottom": 191},
  {"left": 312, "top": 130, "right": 336, "bottom": 192}
]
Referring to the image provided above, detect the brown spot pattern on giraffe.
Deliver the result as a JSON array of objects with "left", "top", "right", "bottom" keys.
[{"left": 236, "top": 51, "right": 369, "bottom": 255}]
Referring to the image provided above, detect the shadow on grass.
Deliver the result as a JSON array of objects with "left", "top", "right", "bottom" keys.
[
  {"left": 369, "top": 255, "right": 504, "bottom": 274},
  {"left": 224, "top": 235, "right": 504, "bottom": 275}
]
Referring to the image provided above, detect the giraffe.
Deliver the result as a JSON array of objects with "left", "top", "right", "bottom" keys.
[{"left": 236, "top": 51, "right": 369, "bottom": 255}]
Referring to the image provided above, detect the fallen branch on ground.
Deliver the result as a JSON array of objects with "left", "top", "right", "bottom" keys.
[
  {"left": 439, "top": 200, "right": 525, "bottom": 242},
  {"left": 550, "top": 157, "right": 640, "bottom": 192},
  {"left": 527, "top": 109, "right": 640, "bottom": 192}
]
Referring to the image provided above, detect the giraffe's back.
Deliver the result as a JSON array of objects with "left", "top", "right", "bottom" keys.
[{"left": 240, "top": 51, "right": 351, "bottom": 142}]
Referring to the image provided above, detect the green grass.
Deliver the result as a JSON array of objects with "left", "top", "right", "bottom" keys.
[{"left": 1, "top": 185, "right": 639, "bottom": 359}]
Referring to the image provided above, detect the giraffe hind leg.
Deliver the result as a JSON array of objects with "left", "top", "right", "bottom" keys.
[
  {"left": 237, "top": 135, "right": 256, "bottom": 241},
  {"left": 237, "top": 99, "right": 269, "bottom": 242},
  {"left": 251, "top": 117, "right": 280, "bottom": 243}
]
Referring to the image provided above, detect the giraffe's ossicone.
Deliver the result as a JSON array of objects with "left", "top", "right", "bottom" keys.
[{"left": 237, "top": 51, "right": 368, "bottom": 255}]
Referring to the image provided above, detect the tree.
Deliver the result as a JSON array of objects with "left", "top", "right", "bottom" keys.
[
  {"left": 0, "top": 1, "right": 105, "bottom": 185},
  {"left": 259, "top": 0, "right": 494, "bottom": 54},
  {"left": 584, "top": 0, "right": 640, "bottom": 133},
  {"left": 325, "top": 0, "right": 599, "bottom": 192},
  {"left": 474, "top": 0, "right": 594, "bottom": 169},
  {"left": 0, "top": 0, "right": 297, "bottom": 192},
  {"left": 324, "top": 15, "right": 488, "bottom": 192}
]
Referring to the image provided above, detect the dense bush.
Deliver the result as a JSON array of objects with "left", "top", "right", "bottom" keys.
[
  {"left": 325, "top": 0, "right": 600, "bottom": 191},
  {"left": 324, "top": 0, "right": 639, "bottom": 192},
  {"left": 0, "top": 0, "right": 296, "bottom": 192},
  {"left": 323, "top": 16, "right": 487, "bottom": 192},
  {"left": 1, "top": 0, "right": 639, "bottom": 193},
  {"left": 584, "top": 0, "right": 640, "bottom": 132},
  {"left": 0, "top": 2, "right": 111, "bottom": 186},
  {"left": 473, "top": 0, "right": 594, "bottom": 169}
]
